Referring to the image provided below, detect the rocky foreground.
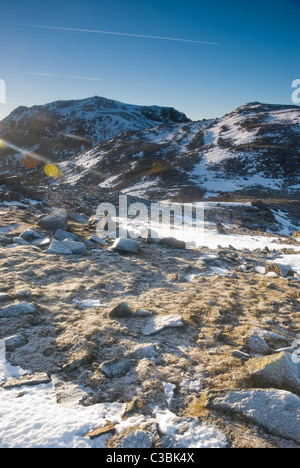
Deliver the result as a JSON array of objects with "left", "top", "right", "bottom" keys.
[{"left": 0, "top": 184, "right": 300, "bottom": 448}]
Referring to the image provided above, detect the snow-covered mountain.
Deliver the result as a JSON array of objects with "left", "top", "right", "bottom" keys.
[
  {"left": 0, "top": 98, "right": 299, "bottom": 200},
  {"left": 59, "top": 102, "right": 300, "bottom": 200},
  {"left": 0, "top": 96, "right": 189, "bottom": 180}
]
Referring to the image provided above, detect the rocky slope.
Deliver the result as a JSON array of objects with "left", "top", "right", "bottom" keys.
[
  {"left": 0, "top": 96, "right": 300, "bottom": 448},
  {"left": 0, "top": 96, "right": 189, "bottom": 181},
  {"left": 0, "top": 99, "right": 299, "bottom": 200},
  {"left": 62, "top": 102, "right": 300, "bottom": 201},
  {"left": 0, "top": 184, "right": 299, "bottom": 448}
]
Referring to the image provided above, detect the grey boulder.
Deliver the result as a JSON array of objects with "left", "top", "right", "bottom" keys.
[
  {"left": 245, "top": 352, "right": 300, "bottom": 394},
  {"left": 39, "top": 209, "right": 68, "bottom": 231},
  {"left": 112, "top": 238, "right": 140, "bottom": 253},
  {"left": 210, "top": 389, "right": 300, "bottom": 443},
  {"left": 0, "top": 303, "right": 36, "bottom": 318}
]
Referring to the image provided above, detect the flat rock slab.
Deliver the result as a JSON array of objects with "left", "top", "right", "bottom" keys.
[
  {"left": 210, "top": 389, "right": 300, "bottom": 443},
  {"left": 59, "top": 241, "right": 87, "bottom": 255},
  {"left": 2, "top": 372, "right": 51, "bottom": 389},
  {"left": 46, "top": 241, "right": 73, "bottom": 255},
  {"left": 0, "top": 303, "right": 36, "bottom": 318},
  {"left": 46, "top": 240, "right": 87, "bottom": 255},
  {"left": 85, "top": 423, "right": 116, "bottom": 439},
  {"left": 143, "top": 315, "right": 183, "bottom": 336}
]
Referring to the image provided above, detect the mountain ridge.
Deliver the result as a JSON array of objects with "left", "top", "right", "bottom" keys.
[{"left": 0, "top": 97, "right": 299, "bottom": 200}]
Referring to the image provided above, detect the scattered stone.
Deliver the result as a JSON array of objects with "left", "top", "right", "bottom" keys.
[
  {"left": 20, "top": 230, "right": 43, "bottom": 242},
  {"left": 31, "top": 237, "right": 51, "bottom": 248},
  {"left": 135, "top": 309, "right": 153, "bottom": 317},
  {"left": 109, "top": 302, "right": 134, "bottom": 319},
  {"left": 70, "top": 213, "right": 90, "bottom": 224},
  {"left": 3, "top": 334, "right": 27, "bottom": 352},
  {"left": 210, "top": 389, "right": 300, "bottom": 443},
  {"left": 112, "top": 238, "right": 140, "bottom": 253},
  {"left": 90, "top": 235, "right": 107, "bottom": 246},
  {"left": 231, "top": 350, "right": 251, "bottom": 361},
  {"left": 245, "top": 332, "right": 270, "bottom": 355},
  {"left": 159, "top": 237, "right": 186, "bottom": 250},
  {"left": 261, "top": 330, "right": 291, "bottom": 350},
  {"left": 0, "top": 303, "right": 36, "bottom": 318},
  {"left": 84, "top": 422, "right": 116, "bottom": 439},
  {"left": 14, "top": 237, "right": 30, "bottom": 246},
  {"left": 292, "top": 231, "right": 300, "bottom": 238},
  {"left": 265, "top": 263, "right": 295, "bottom": 278},
  {"left": 46, "top": 241, "right": 73, "bottom": 256},
  {"left": 54, "top": 229, "right": 78, "bottom": 241},
  {"left": 126, "top": 343, "right": 158, "bottom": 360},
  {"left": 0, "top": 293, "right": 11, "bottom": 303},
  {"left": 245, "top": 352, "right": 300, "bottom": 394},
  {"left": 15, "top": 289, "right": 31, "bottom": 299},
  {"left": 100, "top": 358, "right": 133, "bottom": 379},
  {"left": 245, "top": 329, "right": 290, "bottom": 355},
  {"left": 83, "top": 239, "right": 94, "bottom": 250},
  {"left": 143, "top": 315, "right": 183, "bottom": 336},
  {"left": 39, "top": 209, "right": 68, "bottom": 231},
  {"left": 2, "top": 372, "right": 51, "bottom": 389},
  {"left": 58, "top": 240, "right": 87, "bottom": 255}
]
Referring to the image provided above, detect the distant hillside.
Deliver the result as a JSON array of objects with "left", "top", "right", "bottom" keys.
[{"left": 0, "top": 98, "right": 299, "bottom": 200}]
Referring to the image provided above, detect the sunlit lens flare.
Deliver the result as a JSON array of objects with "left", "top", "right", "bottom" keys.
[
  {"left": 44, "top": 164, "right": 60, "bottom": 178},
  {"left": 0, "top": 138, "right": 50, "bottom": 167},
  {"left": 21, "top": 152, "right": 40, "bottom": 169}
]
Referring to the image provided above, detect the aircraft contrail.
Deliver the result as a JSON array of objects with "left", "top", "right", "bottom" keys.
[
  {"left": 1, "top": 21, "right": 220, "bottom": 46},
  {"left": 1, "top": 70, "right": 103, "bottom": 82}
]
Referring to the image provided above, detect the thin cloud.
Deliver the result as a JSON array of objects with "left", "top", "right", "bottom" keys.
[
  {"left": 1, "top": 69, "right": 103, "bottom": 82},
  {"left": 1, "top": 21, "right": 219, "bottom": 46}
]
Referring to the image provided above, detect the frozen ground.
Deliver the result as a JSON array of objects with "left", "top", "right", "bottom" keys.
[
  {"left": 0, "top": 195, "right": 299, "bottom": 449},
  {"left": 0, "top": 350, "right": 227, "bottom": 449}
]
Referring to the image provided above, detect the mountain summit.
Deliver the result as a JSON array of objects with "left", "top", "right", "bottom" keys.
[{"left": 0, "top": 95, "right": 189, "bottom": 176}]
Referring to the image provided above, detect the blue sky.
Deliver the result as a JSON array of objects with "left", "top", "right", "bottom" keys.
[{"left": 0, "top": 0, "right": 299, "bottom": 121}]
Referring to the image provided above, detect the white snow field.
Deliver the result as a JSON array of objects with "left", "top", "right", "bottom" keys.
[{"left": 0, "top": 344, "right": 227, "bottom": 449}]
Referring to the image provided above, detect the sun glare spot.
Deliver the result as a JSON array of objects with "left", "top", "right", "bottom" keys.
[{"left": 44, "top": 164, "right": 60, "bottom": 178}]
